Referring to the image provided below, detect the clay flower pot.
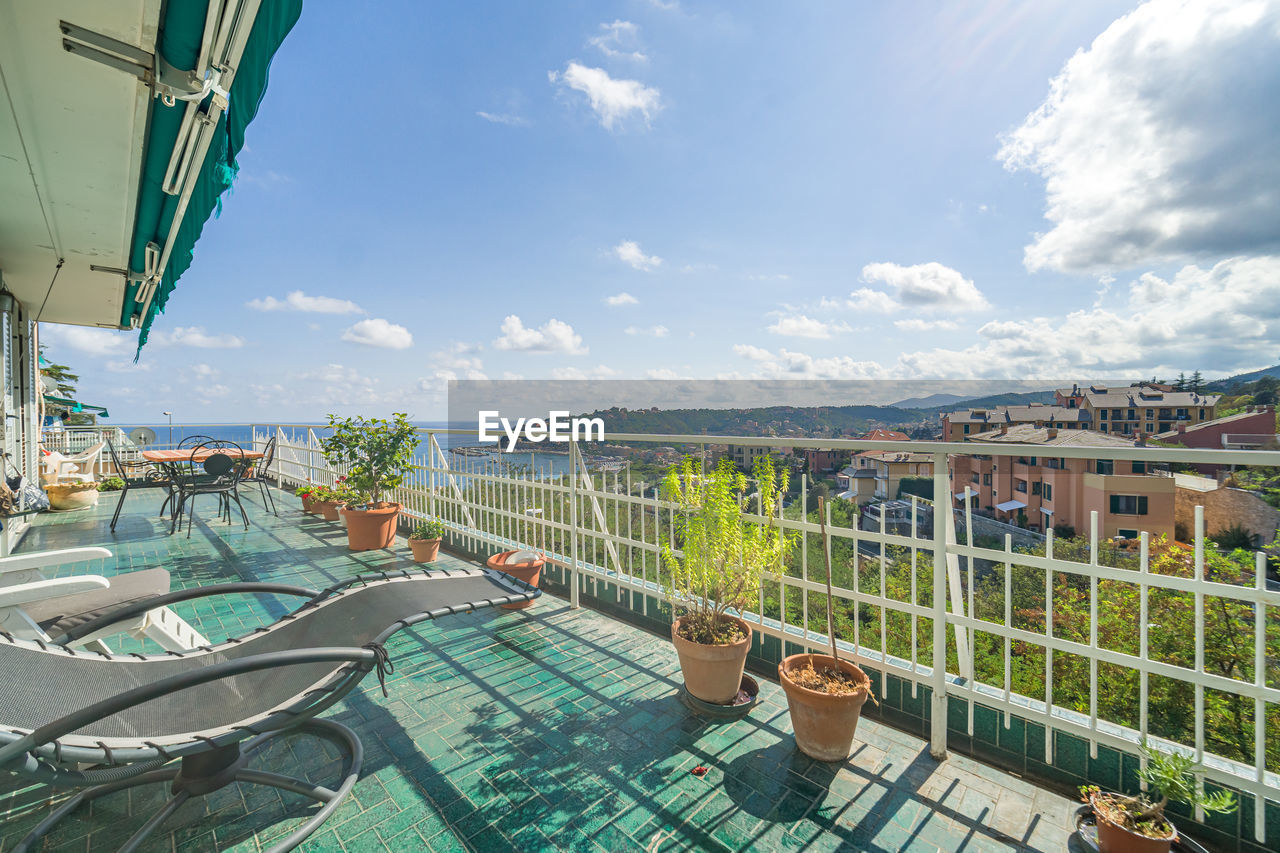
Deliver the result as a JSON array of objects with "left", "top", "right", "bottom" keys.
[
  {"left": 486, "top": 550, "right": 543, "bottom": 609},
  {"left": 778, "top": 654, "right": 870, "bottom": 761},
  {"left": 343, "top": 502, "right": 401, "bottom": 551},
  {"left": 312, "top": 500, "right": 342, "bottom": 521},
  {"left": 408, "top": 536, "right": 442, "bottom": 563},
  {"left": 300, "top": 495, "right": 321, "bottom": 514},
  {"left": 671, "top": 616, "right": 752, "bottom": 705},
  {"left": 1090, "top": 792, "right": 1176, "bottom": 853}
]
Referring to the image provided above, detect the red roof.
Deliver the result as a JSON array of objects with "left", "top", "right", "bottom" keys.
[{"left": 862, "top": 429, "right": 909, "bottom": 441}]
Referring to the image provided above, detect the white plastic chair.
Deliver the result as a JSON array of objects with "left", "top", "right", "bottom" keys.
[{"left": 41, "top": 441, "right": 106, "bottom": 484}]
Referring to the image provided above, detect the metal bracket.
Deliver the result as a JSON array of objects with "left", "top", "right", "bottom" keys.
[{"left": 60, "top": 20, "right": 153, "bottom": 83}]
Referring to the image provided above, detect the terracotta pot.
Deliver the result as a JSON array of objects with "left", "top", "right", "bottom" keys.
[
  {"left": 671, "top": 616, "right": 752, "bottom": 705},
  {"left": 486, "top": 550, "right": 543, "bottom": 609},
  {"left": 315, "top": 501, "right": 343, "bottom": 522},
  {"left": 409, "top": 536, "right": 442, "bottom": 563},
  {"left": 344, "top": 502, "right": 401, "bottom": 551},
  {"left": 778, "top": 654, "right": 870, "bottom": 761},
  {"left": 1090, "top": 793, "right": 1176, "bottom": 853},
  {"left": 301, "top": 495, "right": 321, "bottom": 514},
  {"left": 339, "top": 507, "right": 350, "bottom": 528}
]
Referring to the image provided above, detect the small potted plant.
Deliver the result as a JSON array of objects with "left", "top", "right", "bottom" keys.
[
  {"left": 319, "top": 413, "right": 418, "bottom": 551},
  {"left": 295, "top": 483, "right": 322, "bottom": 514},
  {"left": 333, "top": 479, "right": 368, "bottom": 529},
  {"left": 1082, "top": 745, "right": 1236, "bottom": 853},
  {"left": 660, "top": 455, "right": 794, "bottom": 705},
  {"left": 407, "top": 519, "right": 445, "bottom": 563},
  {"left": 312, "top": 485, "right": 345, "bottom": 522}
]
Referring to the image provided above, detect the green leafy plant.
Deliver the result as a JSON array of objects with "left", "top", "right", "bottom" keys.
[
  {"left": 331, "top": 476, "right": 369, "bottom": 508},
  {"left": 1081, "top": 745, "right": 1236, "bottom": 840},
  {"left": 295, "top": 483, "right": 320, "bottom": 501},
  {"left": 318, "top": 413, "right": 418, "bottom": 506},
  {"left": 660, "top": 455, "right": 795, "bottom": 645},
  {"left": 96, "top": 477, "right": 125, "bottom": 492},
  {"left": 1210, "top": 522, "right": 1255, "bottom": 551},
  {"left": 410, "top": 519, "right": 446, "bottom": 541}
]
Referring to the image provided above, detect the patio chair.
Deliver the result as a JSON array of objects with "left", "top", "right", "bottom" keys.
[
  {"left": 104, "top": 438, "right": 172, "bottom": 533},
  {"left": 172, "top": 439, "right": 252, "bottom": 537},
  {"left": 240, "top": 435, "right": 279, "bottom": 516},
  {"left": 0, "top": 546, "right": 208, "bottom": 652},
  {"left": 39, "top": 441, "right": 105, "bottom": 485},
  {"left": 0, "top": 566, "right": 539, "bottom": 852},
  {"left": 157, "top": 435, "right": 214, "bottom": 520}
]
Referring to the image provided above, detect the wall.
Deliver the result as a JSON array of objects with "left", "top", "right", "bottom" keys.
[{"left": 1176, "top": 479, "right": 1280, "bottom": 545}]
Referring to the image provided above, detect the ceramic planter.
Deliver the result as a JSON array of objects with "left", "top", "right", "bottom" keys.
[
  {"left": 778, "top": 654, "right": 870, "bottom": 761},
  {"left": 300, "top": 495, "right": 321, "bottom": 514},
  {"left": 45, "top": 482, "right": 99, "bottom": 511},
  {"left": 671, "top": 616, "right": 752, "bottom": 705},
  {"left": 486, "top": 550, "right": 543, "bottom": 609},
  {"left": 408, "top": 536, "right": 442, "bottom": 563},
  {"left": 1090, "top": 792, "right": 1176, "bottom": 853},
  {"left": 344, "top": 502, "right": 401, "bottom": 551},
  {"left": 316, "top": 501, "right": 342, "bottom": 522}
]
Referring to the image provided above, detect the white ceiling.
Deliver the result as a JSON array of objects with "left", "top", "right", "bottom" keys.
[{"left": 0, "top": 0, "right": 161, "bottom": 329}]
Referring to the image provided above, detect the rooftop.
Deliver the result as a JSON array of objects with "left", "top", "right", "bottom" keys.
[
  {"left": 0, "top": 486, "right": 1083, "bottom": 852},
  {"left": 946, "top": 406, "right": 1090, "bottom": 425},
  {"left": 966, "top": 424, "right": 1138, "bottom": 447}
]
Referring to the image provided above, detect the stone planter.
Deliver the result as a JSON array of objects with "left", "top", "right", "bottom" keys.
[{"left": 45, "top": 482, "right": 99, "bottom": 511}]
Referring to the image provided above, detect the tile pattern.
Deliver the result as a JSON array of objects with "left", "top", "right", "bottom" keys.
[{"left": 0, "top": 488, "right": 1085, "bottom": 852}]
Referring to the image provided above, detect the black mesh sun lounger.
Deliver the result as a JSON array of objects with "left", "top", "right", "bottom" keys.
[{"left": 0, "top": 566, "right": 539, "bottom": 852}]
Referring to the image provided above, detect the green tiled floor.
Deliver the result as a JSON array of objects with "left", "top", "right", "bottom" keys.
[{"left": 0, "top": 488, "right": 1080, "bottom": 852}]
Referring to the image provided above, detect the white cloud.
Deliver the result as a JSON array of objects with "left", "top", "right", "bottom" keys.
[
  {"left": 613, "top": 240, "right": 662, "bottom": 271},
  {"left": 831, "top": 288, "right": 901, "bottom": 313},
  {"left": 105, "top": 359, "right": 150, "bottom": 372},
  {"left": 476, "top": 111, "right": 530, "bottom": 127},
  {"left": 41, "top": 326, "right": 133, "bottom": 356},
  {"left": 191, "top": 363, "right": 218, "bottom": 378},
  {"left": 645, "top": 368, "right": 686, "bottom": 379},
  {"left": 549, "top": 62, "right": 661, "bottom": 129},
  {"left": 551, "top": 365, "right": 619, "bottom": 380},
  {"left": 605, "top": 292, "right": 639, "bottom": 306},
  {"left": 860, "top": 262, "right": 989, "bottom": 312},
  {"left": 341, "top": 318, "right": 414, "bottom": 349},
  {"left": 151, "top": 327, "right": 245, "bottom": 349},
  {"left": 589, "top": 20, "right": 647, "bottom": 62},
  {"left": 624, "top": 324, "right": 670, "bottom": 337},
  {"left": 246, "top": 290, "right": 364, "bottom": 315},
  {"left": 432, "top": 342, "right": 485, "bottom": 376},
  {"left": 732, "top": 345, "right": 887, "bottom": 380},
  {"left": 493, "top": 315, "right": 587, "bottom": 354},
  {"left": 999, "top": 0, "right": 1280, "bottom": 272},
  {"left": 894, "top": 318, "right": 959, "bottom": 332},
  {"left": 767, "top": 315, "right": 852, "bottom": 339}
]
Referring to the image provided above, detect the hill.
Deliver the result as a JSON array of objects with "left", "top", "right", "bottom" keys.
[
  {"left": 587, "top": 404, "right": 932, "bottom": 439},
  {"left": 1204, "top": 364, "right": 1280, "bottom": 392},
  {"left": 925, "top": 388, "right": 1057, "bottom": 413}
]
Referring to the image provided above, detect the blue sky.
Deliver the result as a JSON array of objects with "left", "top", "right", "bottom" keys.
[{"left": 42, "top": 0, "right": 1280, "bottom": 423}]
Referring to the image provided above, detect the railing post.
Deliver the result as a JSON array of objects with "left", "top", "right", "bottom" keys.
[
  {"left": 569, "top": 438, "right": 580, "bottom": 608},
  {"left": 930, "top": 450, "right": 949, "bottom": 760}
]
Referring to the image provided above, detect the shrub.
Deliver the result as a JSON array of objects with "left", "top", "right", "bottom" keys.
[
  {"left": 319, "top": 413, "right": 418, "bottom": 505},
  {"left": 1210, "top": 522, "right": 1255, "bottom": 551},
  {"left": 410, "top": 519, "right": 446, "bottom": 540},
  {"left": 96, "top": 477, "right": 125, "bottom": 492}
]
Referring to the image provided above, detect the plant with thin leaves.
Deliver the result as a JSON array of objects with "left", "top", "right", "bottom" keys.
[
  {"left": 1082, "top": 744, "right": 1236, "bottom": 840},
  {"left": 660, "top": 455, "right": 795, "bottom": 645},
  {"left": 410, "top": 520, "right": 446, "bottom": 541},
  {"left": 318, "top": 413, "right": 418, "bottom": 506}
]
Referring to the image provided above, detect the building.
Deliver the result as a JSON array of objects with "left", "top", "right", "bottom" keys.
[
  {"left": 800, "top": 448, "right": 845, "bottom": 474},
  {"left": 943, "top": 404, "right": 1090, "bottom": 441},
  {"left": 730, "top": 444, "right": 790, "bottom": 471},
  {"left": 850, "top": 450, "right": 934, "bottom": 500},
  {"left": 1151, "top": 406, "right": 1277, "bottom": 475},
  {"left": 948, "top": 424, "right": 1176, "bottom": 540},
  {"left": 861, "top": 429, "right": 910, "bottom": 441},
  {"left": 1055, "top": 383, "right": 1219, "bottom": 437},
  {"left": 835, "top": 466, "right": 878, "bottom": 504}
]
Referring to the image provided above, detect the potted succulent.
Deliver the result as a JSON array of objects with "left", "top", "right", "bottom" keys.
[
  {"left": 1082, "top": 745, "right": 1236, "bottom": 853},
  {"left": 778, "top": 495, "right": 877, "bottom": 760},
  {"left": 295, "top": 483, "right": 323, "bottom": 514},
  {"left": 408, "top": 519, "right": 445, "bottom": 563},
  {"left": 660, "top": 455, "right": 794, "bottom": 705},
  {"left": 319, "top": 413, "right": 418, "bottom": 551}
]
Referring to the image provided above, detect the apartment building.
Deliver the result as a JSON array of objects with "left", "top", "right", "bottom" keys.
[
  {"left": 800, "top": 448, "right": 845, "bottom": 474},
  {"left": 942, "top": 404, "right": 1090, "bottom": 441},
  {"left": 1055, "top": 383, "right": 1219, "bottom": 436},
  {"left": 730, "top": 444, "right": 790, "bottom": 471},
  {"left": 849, "top": 450, "right": 934, "bottom": 500},
  {"left": 1150, "top": 406, "right": 1277, "bottom": 475},
  {"left": 948, "top": 424, "right": 1175, "bottom": 540}
]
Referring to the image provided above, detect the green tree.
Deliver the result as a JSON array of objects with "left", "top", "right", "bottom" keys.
[
  {"left": 38, "top": 347, "right": 94, "bottom": 425},
  {"left": 1189, "top": 370, "right": 1205, "bottom": 392}
]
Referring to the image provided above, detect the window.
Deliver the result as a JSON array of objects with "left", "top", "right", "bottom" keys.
[
  {"left": 982, "top": 473, "right": 992, "bottom": 486},
  {"left": 1132, "top": 461, "right": 1146, "bottom": 474},
  {"left": 1176, "top": 408, "right": 1188, "bottom": 418},
  {"left": 1199, "top": 408, "right": 1205, "bottom": 418},
  {"left": 1145, "top": 423, "right": 1153, "bottom": 434},
  {"left": 1109, "top": 494, "right": 1148, "bottom": 515},
  {"left": 1146, "top": 409, "right": 1153, "bottom": 418},
  {"left": 1032, "top": 481, "right": 1042, "bottom": 496},
  {"left": 1096, "top": 459, "right": 1114, "bottom": 475},
  {"left": 1118, "top": 528, "right": 1138, "bottom": 539},
  {"left": 963, "top": 424, "right": 970, "bottom": 434},
  {"left": 1043, "top": 484, "right": 1053, "bottom": 501},
  {"left": 1016, "top": 479, "right": 1027, "bottom": 493},
  {"left": 1127, "top": 410, "right": 1137, "bottom": 420},
  {"left": 971, "top": 473, "right": 979, "bottom": 484},
  {"left": 1100, "top": 410, "right": 1108, "bottom": 420}
]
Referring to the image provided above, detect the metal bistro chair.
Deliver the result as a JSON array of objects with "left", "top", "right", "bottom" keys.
[
  {"left": 104, "top": 438, "right": 172, "bottom": 533},
  {"left": 172, "top": 440, "right": 251, "bottom": 537},
  {"left": 239, "top": 435, "right": 278, "bottom": 516},
  {"left": 158, "top": 435, "right": 213, "bottom": 521}
]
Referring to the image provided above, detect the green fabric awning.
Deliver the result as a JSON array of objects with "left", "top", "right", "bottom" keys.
[
  {"left": 123, "top": 0, "right": 303, "bottom": 353},
  {"left": 43, "top": 395, "right": 110, "bottom": 418}
]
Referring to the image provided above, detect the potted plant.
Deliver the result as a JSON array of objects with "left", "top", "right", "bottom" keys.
[
  {"left": 1082, "top": 745, "right": 1236, "bottom": 853},
  {"left": 486, "top": 549, "right": 545, "bottom": 610},
  {"left": 312, "top": 485, "right": 344, "bottom": 522},
  {"left": 660, "top": 455, "right": 794, "bottom": 705},
  {"left": 333, "top": 479, "right": 368, "bottom": 529},
  {"left": 778, "top": 495, "right": 877, "bottom": 760},
  {"left": 319, "top": 413, "right": 418, "bottom": 551},
  {"left": 408, "top": 519, "right": 445, "bottom": 563},
  {"left": 295, "top": 483, "right": 323, "bottom": 514}
]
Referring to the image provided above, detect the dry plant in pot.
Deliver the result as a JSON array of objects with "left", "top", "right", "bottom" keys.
[
  {"left": 1082, "top": 745, "right": 1236, "bottom": 853},
  {"left": 778, "top": 496, "right": 877, "bottom": 761},
  {"left": 319, "top": 413, "right": 418, "bottom": 551},
  {"left": 408, "top": 519, "right": 445, "bottom": 563},
  {"left": 661, "top": 455, "right": 795, "bottom": 705}
]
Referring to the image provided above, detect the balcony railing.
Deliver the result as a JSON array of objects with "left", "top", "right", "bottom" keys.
[{"left": 247, "top": 423, "right": 1279, "bottom": 845}]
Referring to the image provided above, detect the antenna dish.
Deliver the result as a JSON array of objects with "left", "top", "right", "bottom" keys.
[
  {"left": 128, "top": 426, "right": 158, "bottom": 447},
  {"left": 40, "top": 375, "right": 59, "bottom": 394}
]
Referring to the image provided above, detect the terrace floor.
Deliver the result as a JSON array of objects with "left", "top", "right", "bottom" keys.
[{"left": 0, "top": 486, "right": 1083, "bottom": 852}]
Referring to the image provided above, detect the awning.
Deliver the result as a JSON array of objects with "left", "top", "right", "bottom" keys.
[
  {"left": 43, "top": 394, "right": 110, "bottom": 418},
  {"left": 1039, "top": 507, "right": 1054, "bottom": 516},
  {"left": 995, "top": 499, "right": 1027, "bottom": 512},
  {"left": 954, "top": 491, "right": 970, "bottom": 501},
  {"left": 123, "top": 0, "right": 303, "bottom": 351}
]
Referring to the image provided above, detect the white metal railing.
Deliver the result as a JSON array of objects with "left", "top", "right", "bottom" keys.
[{"left": 249, "top": 423, "right": 1280, "bottom": 844}]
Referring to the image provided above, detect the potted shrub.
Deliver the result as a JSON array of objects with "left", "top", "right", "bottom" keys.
[
  {"left": 486, "top": 549, "right": 544, "bottom": 610},
  {"left": 408, "top": 520, "right": 445, "bottom": 563},
  {"left": 1083, "top": 745, "right": 1236, "bottom": 853},
  {"left": 319, "top": 413, "right": 418, "bottom": 551},
  {"left": 333, "top": 479, "right": 368, "bottom": 529},
  {"left": 660, "top": 455, "right": 794, "bottom": 705},
  {"left": 295, "top": 483, "right": 323, "bottom": 514},
  {"left": 778, "top": 495, "right": 877, "bottom": 760},
  {"left": 312, "top": 486, "right": 344, "bottom": 522}
]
